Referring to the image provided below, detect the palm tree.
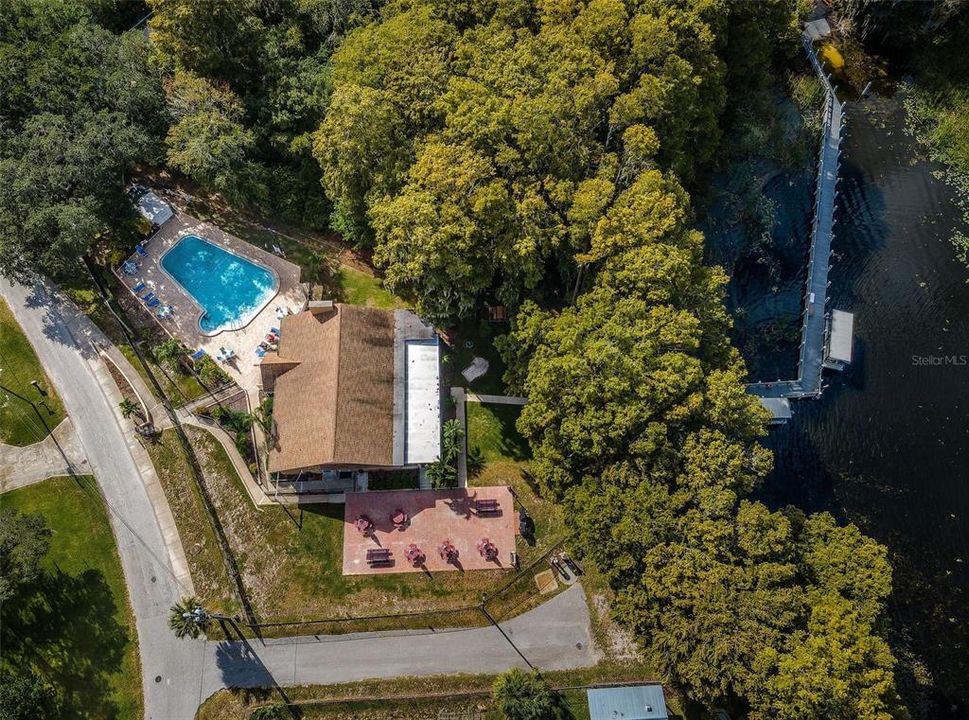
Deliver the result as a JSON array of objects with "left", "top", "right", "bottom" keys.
[
  {"left": 441, "top": 419, "right": 464, "bottom": 465},
  {"left": 169, "top": 597, "right": 210, "bottom": 639},
  {"left": 466, "top": 445, "right": 486, "bottom": 477},
  {"left": 152, "top": 338, "right": 184, "bottom": 370},
  {"left": 119, "top": 398, "right": 138, "bottom": 419},
  {"left": 492, "top": 668, "right": 558, "bottom": 720}
]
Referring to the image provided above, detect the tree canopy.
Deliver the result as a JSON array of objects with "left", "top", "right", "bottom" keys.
[
  {"left": 492, "top": 668, "right": 558, "bottom": 720},
  {"left": 0, "top": 509, "right": 52, "bottom": 603},
  {"left": 147, "top": 0, "right": 377, "bottom": 227},
  {"left": 0, "top": 2, "right": 165, "bottom": 279},
  {"left": 315, "top": 0, "right": 796, "bottom": 323}
]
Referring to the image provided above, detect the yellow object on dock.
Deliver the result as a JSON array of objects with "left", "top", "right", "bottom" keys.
[{"left": 820, "top": 43, "right": 845, "bottom": 72}]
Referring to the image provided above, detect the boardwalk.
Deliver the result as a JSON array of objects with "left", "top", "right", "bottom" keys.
[{"left": 747, "top": 38, "right": 845, "bottom": 401}]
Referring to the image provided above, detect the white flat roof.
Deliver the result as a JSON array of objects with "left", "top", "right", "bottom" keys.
[
  {"left": 759, "top": 397, "right": 792, "bottom": 420},
  {"left": 828, "top": 309, "right": 854, "bottom": 363},
  {"left": 405, "top": 339, "right": 441, "bottom": 464},
  {"left": 136, "top": 191, "right": 174, "bottom": 226}
]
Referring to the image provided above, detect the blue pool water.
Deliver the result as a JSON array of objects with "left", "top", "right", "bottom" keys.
[{"left": 160, "top": 235, "right": 277, "bottom": 334}]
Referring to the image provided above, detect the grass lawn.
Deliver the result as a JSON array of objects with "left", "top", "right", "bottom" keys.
[
  {"left": 148, "top": 426, "right": 564, "bottom": 634},
  {"left": 0, "top": 475, "right": 143, "bottom": 719},
  {"left": 142, "top": 430, "right": 240, "bottom": 616},
  {"left": 332, "top": 266, "right": 404, "bottom": 309},
  {"left": 466, "top": 402, "right": 530, "bottom": 464},
  {"left": 196, "top": 663, "right": 680, "bottom": 720},
  {"left": 448, "top": 320, "right": 510, "bottom": 396},
  {"left": 0, "top": 297, "right": 66, "bottom": 445}
]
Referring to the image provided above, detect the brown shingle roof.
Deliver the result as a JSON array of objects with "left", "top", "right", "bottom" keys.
[{"left": 266, "top": 305, "right": 395, "bottom": 474}]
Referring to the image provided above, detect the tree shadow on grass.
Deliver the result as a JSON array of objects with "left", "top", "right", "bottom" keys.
[
  {"left": 0, "top": 567, "right": 130, "bottom": 719},
  {"left": 487, "top": 405, "right": 531, "bottom": 461}
]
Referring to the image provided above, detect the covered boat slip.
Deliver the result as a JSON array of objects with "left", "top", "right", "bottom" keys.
[
  {"left": 825, "top": 309, "right": 855, "bottom": 369},
  {"left": 759, "top": 397, "right": 793, "bottom": 425}
]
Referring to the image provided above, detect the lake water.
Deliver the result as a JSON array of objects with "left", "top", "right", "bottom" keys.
[{"left": 726, "top": 91, "right": 969, "bottom": 716}]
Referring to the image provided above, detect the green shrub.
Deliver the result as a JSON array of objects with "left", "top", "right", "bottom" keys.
[
  {"left": 492, "top": 669, "right": 558, "bottom": 720},
  {"left": 195, "top": 356, "right": 230, "bottom": 387}
]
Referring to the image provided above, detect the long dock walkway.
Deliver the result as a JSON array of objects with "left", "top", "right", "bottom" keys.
[{"left": 747, "top": 38, "right": 845, "bottom": 402}]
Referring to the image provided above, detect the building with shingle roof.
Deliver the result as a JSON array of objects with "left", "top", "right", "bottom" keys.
[{"left": 261, "top": 304, "right": 440, "bottom": 477}]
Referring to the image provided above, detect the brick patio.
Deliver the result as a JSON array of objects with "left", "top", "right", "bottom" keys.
[
  {"left": 118, "top": 212, "right": 306, "bottom": 390},
  {"left": 343, "top": 487, "right": 518, "bottom": 575}
]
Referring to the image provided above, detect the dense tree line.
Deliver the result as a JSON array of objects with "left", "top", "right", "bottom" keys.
[
  {"left": 0, "top": 0, "right": 375, "bottom": 282},
  {"left": 314, "top": 0, "right": 797, "bottom": 322},
  {"left": 0, "top": 0, "right": 166, "bottom": 279},
  {"left": 0, "top": 509, "right": 56, "bottom": 720},
  {"left": 0, "top": 2, "right": 909, "bottom": 717},
  {"left": 501, "top": 169, "right": 904, "bottom": 718},
  {"left": 147, "top": 0, "right": 378, "bottom": 227}
]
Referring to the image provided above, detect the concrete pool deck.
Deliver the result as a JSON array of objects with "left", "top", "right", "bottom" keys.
[{"left": 119, "top": 212, "right": 305, "bottom": 390}]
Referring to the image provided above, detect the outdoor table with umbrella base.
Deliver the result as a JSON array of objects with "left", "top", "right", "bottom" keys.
[
  {"left": 439, "top": 539, "right": 459, "bottom": 564},
  {"left": 354, "top": 514, "right": 374, "bottom": 535},
  {"left": 405, "top": 543, "right": 425, "bottom": 566},
  {"left": 392, "top": 509, "right": 409, "bottom": 530},
  {"left": 477, "top": 538, "right": 498, "bottom": 561}
]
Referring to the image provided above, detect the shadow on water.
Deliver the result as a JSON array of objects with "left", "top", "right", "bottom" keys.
[{"left": 746, "top": 91, "right": 969, "bottom": 717}]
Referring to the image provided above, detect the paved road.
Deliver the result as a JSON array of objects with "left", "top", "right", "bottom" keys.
[
  {"left": 1, "top": 277, "right": 598, "bottom": 719},
  {"left": 200, "top": 585, "right": 596, "bottom": 700},
  {"left": 1, "top": 276, "right": 206, "bottom": 720}
]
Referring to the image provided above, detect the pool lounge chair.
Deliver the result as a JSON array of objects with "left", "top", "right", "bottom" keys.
[
  {"left": 132, "top": 281, "right": 146, "bottom": 294},
  {"left": 146, "top": 298, "right": 161, "bottom": 309},
  {"left": 270, "top": 327, "right": 280, "bottom": 335},
  {"left": 141, "top": 292, "right": 155, "bottom": 303},
  {"left": 255, "top": 346, "right": 267, "bottom": 358},
  {"left": 190, "top": 348, "right": 206, "bottom": 362},
  {"left": 135, "top": 244, "right": 148, "bottom": 257}
]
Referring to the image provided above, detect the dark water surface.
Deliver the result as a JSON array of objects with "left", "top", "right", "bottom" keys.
[{"left": 731, "top": 92, "right": 969, "bottom": 715}]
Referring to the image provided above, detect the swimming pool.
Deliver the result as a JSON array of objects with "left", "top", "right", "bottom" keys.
[{"left": 160, "top": 235, "right": 278, "bottom": 335}]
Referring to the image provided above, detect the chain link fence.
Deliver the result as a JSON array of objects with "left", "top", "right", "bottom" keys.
[{"left": 238, "top": 542, "right": 567, "bottom": 638}]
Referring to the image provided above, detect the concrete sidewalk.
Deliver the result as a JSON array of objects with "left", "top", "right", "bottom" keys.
[{"left": 0, "top": 418, "right": 88, "bottom": 491}]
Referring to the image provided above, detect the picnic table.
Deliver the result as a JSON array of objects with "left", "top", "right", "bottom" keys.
[
  {"left": 366, "top": 547, "right": 391, "bottom": 565},
  {"left": 475, "top": 498, "right": 499, "bottom": 514}
]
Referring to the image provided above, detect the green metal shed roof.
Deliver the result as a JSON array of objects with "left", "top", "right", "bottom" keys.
[{"left": 587, "top": 685, "right": 668, "bottom": 720}]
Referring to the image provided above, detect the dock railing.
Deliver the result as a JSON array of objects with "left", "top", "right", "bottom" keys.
[{"left": 747, "top": 37, "right": 845, "bottom": 401}]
